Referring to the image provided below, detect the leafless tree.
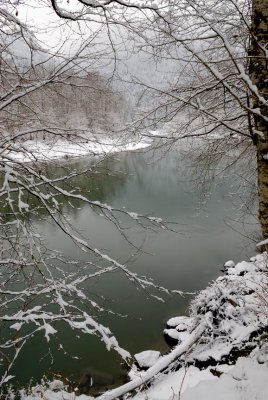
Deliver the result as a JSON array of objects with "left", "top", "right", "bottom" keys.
[
  {"left": 0, "top": 1, "right": 182, "bottom": 390},
  {"left": 45, "top": 0, "right": 267, "bottom": 236},
  {"left": 0, "top": 0, "right": 267, "bottom": 397}
]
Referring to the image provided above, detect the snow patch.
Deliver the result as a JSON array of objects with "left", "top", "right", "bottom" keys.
[
  {"left": 134, "top": 351, "right": 161, "bottom": 368},
  {"left": 5, "top": 136, "right": 152, "bottom": 164}
]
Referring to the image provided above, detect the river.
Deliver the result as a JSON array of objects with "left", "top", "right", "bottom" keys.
[{"left": 2, "top": 145, "right": 258, "bottom": 392}]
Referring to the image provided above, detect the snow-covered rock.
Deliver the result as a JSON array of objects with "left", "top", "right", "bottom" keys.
[
  {"left": 134, "top": 350, "right": 161, "bottom": 369},
  {"left": 223, "top": 260, "right": 235, "bottom": 268},
  {"left": 164, "top": 316, "right": 194, "bottom": 346},
  {"left": 166, "top": 316, "right": 194, "bottom": 330}
]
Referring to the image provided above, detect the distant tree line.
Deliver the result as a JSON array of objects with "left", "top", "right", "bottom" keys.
[{"left": 0, "top": 38, "right": 128, "bottom": 141}]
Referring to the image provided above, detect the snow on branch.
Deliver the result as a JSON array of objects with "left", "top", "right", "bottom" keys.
[
  {"left": 94, "top": 321, "right": 206, "bottom": 400},
  {"left": 0, "top": 7, "right": 41, "bottom": 51}
]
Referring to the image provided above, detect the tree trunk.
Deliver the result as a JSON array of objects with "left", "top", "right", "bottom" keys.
[{"left": 249, "top": 0, "right": 268, "bottom": 240}]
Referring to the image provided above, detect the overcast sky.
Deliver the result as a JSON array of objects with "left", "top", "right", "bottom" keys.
[
  {"left": 16, "top": 1, "right": 89, "bottom": 49},
  {"left": 7, "top": 1, "right": 182, "bottom": 107}
]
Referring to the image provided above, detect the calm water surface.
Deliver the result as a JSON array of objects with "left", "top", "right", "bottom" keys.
[{"left": 7, "top": 147, "right": 257, "bottom": 390}]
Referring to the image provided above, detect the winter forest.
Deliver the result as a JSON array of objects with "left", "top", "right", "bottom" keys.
[{"left": 0, "top": 0, "right": 268, "bottom": 399}]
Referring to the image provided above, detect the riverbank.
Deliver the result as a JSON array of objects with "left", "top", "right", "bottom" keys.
[
  {"left": 129, "top": 253, "right": 268, "bottom": 400},
  {"left": 19, "top": 253, "right": 268, "bottom": 399},
  {"left": 5, "top": 134, "right": 152, "bottom": 163}
]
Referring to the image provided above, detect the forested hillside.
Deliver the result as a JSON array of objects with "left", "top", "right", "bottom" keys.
[{"left": 0, "top": 33, "right": 127, "bottom": 141}]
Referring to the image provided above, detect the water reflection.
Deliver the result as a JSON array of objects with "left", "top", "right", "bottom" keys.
[{"left": 0, "top": 147, "right": 258, "bottom": 391}]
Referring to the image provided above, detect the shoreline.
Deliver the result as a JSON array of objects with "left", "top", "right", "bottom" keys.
[
  {"left": 4, "top": 135, "right": 152, "bottom": 164},
  {"left": 19, "top": 253, "right": 268, "bottom": 399},
  {"left": 129, "top": 253, "right": 268, "bottom": 400}
]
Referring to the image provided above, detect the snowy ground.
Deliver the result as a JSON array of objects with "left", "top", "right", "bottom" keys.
[
  {"left": 129, "top": 253, "right": 268, "bottom": 400},
  {"left": 18, "top": 253, "right": 268, "bottom": 399},
  {"left": 6, "top": 134, "right": 152, "bottom": 163}
]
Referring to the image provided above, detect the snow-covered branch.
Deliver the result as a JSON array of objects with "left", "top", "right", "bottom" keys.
[{"left": 95, "top": 321, "right": 206, "bottom": 400}]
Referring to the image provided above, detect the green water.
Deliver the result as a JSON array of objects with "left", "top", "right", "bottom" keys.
[{"left": 1, "top": 146, "right": 257, "bottom": 391}]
